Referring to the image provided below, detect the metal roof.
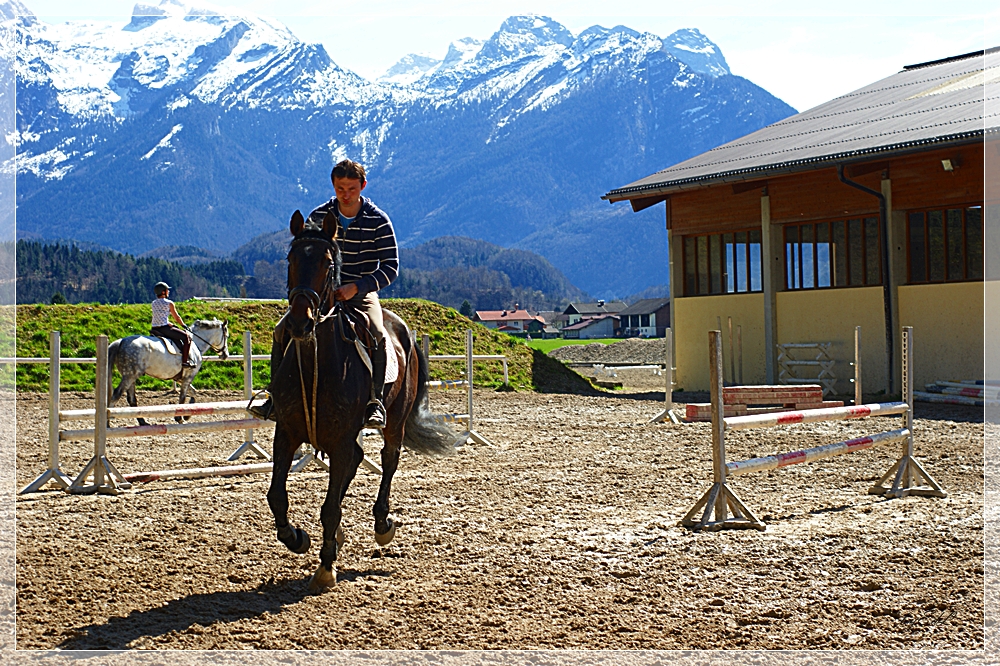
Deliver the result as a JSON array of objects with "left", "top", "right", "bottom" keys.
[
  {"left": 605, "top": 48, "right": 998, "bottom": 202},
  {"left": 618, "top": 297, "right": 670, "bottom": 316}
]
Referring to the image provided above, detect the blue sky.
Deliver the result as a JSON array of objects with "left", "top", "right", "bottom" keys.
[{"left": 18, "top": 0, "right": 998, "bottom": 112}]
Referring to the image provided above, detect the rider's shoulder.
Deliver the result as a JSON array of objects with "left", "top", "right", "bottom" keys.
[
  {"left": 360, "top": 198, "right": 391, "bottom": 222},
  {"left": 306, "top": 199, "right": 337, "bottom": 227}
]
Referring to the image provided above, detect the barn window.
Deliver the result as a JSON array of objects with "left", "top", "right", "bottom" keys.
[
  {"left": 681, "top": 229, "right": 762, "bottom": 296},
  {"left": 784, "top": 218, "right": 881, "bottom": 290},
  {"left": 907, "top": 205, "right": 982, "bottom": 283}
]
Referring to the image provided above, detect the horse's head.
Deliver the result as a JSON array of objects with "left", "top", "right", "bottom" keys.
[
  {"left": 192, "top": 319, "right": 229, "bottom": 360},
  {"left": 286, "top": 209, "right": 341, "bottom": 341}
]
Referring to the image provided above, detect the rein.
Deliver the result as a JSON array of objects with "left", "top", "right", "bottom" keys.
[
  {"left": 189, "top": 324, "right": 227, "bottom": 353},
  {"left": 287, "top": 234, "right": 340, "bottom": 446}
]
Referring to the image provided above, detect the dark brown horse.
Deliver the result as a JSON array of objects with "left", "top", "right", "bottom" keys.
[{"left": 267, "top": 209, "right": 463, "bottom": 592}]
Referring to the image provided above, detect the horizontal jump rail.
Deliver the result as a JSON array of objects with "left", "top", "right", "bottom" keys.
[
  {"left": 426, "top": 380, "right": 469, "bottom": 390},
  {"left": 428, "top": 354, "right": 507, "bottom": 361},
  {"left": 124, "top": 462, "right": 275, "bottom": 483},
  {"left": 60, "top": 399, "right": 266, "bottom": 421},
  {"left": 0, "top": 354, "right": 269, "bottom": 365},
  {"left": 724, "top": 401, "right": 908, "bottom": 431},
  {"left": 61, "top": 417, "right": 274, "bottom": 442},
  {"left": 726, "top": 428, "right": 909, "bottom": 476}
]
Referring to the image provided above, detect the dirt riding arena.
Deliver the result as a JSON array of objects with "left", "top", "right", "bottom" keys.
[{"left": 14, "top": 378, "right": 984, "bottom": 651}]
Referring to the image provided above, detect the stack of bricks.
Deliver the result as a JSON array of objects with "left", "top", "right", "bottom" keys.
[{"left": 684, "top": 385, "right": 844, "bottom": 422}]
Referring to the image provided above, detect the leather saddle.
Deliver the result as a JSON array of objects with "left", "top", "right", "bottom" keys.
[
  {"left": 150, "top": 333, "right": 182, "bottom": 356},
  {"left": 339, "top": 304, "right": 376, "bottom": 352}
]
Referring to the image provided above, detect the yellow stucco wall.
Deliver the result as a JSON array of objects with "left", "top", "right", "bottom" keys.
[
  {"left": 673, "top": 294, "right": 765, "bottom": 391},
  {"left": 987, "top": 280, "right": 1000, "bottom": 384},
  {"left": 899, "top": 282, "right": 984, "bottom": 388},
  {"left": 776, "top": 288, "right": 887, "bottom": 397}
]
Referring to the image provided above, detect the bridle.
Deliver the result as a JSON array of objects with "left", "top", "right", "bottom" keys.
[
  {"left": 189, "top": 321, "right": 229, "bottom": 356},
  {"left": 287, "top": 235, "right": 339, "bottom": 327}
]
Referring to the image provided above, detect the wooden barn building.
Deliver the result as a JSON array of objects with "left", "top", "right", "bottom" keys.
[{"left": 605, "top": 48, "right": 992, "bottom": 394}]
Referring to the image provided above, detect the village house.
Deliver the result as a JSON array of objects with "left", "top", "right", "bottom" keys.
[
  {"left": 618, "top": 298, "right": 671, "bottom": 338},
  {"left": 562, "top": 300, "right": 627, "bottom": 326},
  {"left": 561, "top": 314, "right": 619, "bottom": 339},
  {"left": 604, "top": 48, "right": 991, "bottom": 394},
  {"left": 473, "top": 309, "right": 542, "bottom": 334}
]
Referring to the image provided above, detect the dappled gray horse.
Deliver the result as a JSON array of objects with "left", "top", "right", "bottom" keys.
[{"left": 108, "top": 319, "right": 230, "bottom": 425}]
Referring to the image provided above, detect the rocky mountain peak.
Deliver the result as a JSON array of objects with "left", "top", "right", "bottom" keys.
[
  {"left": 661, "top": 27, "right": 730, "bottom": 77},
  {"left": 477, "top": 15, "right": 574, "bottom": 62}
]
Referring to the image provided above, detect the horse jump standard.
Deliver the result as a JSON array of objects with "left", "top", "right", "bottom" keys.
[{"left": 682, "top": 326, "right": 945, "bottom": 532}]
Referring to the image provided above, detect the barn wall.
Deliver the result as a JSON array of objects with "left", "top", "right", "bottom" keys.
[
  {"left": 674, "top": 293, "right": 765, "bottom": 391},
  {"left": 775, "top": 287, "right": 888, "bottom": 397},
  {"left": 898, "top": 281, "right": 984, "bottom": 388}
]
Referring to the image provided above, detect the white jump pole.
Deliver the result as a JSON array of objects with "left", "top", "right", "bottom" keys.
[
  {"left": 649, "top": 328, "right": 679, "bottom": 424},
  {"left": 227, "top": 331, "right": 271, "bottom": 461},
  {"left": 69, "top": 335, "right": 131, "bottom": 495},
  {"left": 680, "top": 330, "right": 764, "bottom": 531},
  {"left": 20, "top": 331, "right": 73, "bottom": 494},
  {"left": 869, "top": 326, "right": 945, "bottom": 498},
  {"left": 463, "top": 328, "right": 492, "bottom": 447}
]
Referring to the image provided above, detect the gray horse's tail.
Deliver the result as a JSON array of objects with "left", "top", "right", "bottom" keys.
[
  {"left": 108, "top": 339, "right": 123, "bottom": 402},
  {"left": 402, "top": 338, "right": 465, "bottom": 456}
]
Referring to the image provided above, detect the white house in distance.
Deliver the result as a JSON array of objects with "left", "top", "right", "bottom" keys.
[
  {"left": 473, "top": 309, "right": 540, "bottom": 332},
  {"left": 561, "top": 314, "right": 619, "bottom": 339},
  {"left": 618, "top": 298, "right": 671, "bottom": 337},
  {"left": 562, "top": 300, "right": 627, "bottom": 326}
]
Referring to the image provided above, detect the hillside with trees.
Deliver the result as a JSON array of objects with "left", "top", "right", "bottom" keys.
[{"left": 14, "top": 241, "right": 245, "bottom": 304}]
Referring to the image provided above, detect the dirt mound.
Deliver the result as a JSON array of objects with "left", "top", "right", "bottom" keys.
[{"left": 549, "top": 337, "right": 668, "bottom": 364}]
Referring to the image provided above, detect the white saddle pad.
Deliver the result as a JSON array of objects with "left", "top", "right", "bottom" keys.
[
  {"left": 386, "top": 342, "right": 399, "bottom": 384},
  {"left": 154, "top": 336, "right": 182, "bottom": 356}
]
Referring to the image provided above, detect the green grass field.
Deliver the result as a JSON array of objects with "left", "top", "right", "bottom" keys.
[
  {"left": 525, "top": 338, "right": 618, "bottom": 353},
  {"left": 9, "top": 300, "right": 598, "bottom": 394}
]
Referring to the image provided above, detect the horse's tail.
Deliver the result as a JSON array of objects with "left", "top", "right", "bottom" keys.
[
  {"left": 402, "top": 336, "right": 465, "bottom": 456},
  {"left": 107, "top": 338, "right": 123, "bottom": 402}
]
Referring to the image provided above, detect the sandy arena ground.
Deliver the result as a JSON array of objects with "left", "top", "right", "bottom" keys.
[{"left": 13, "top": 375, "right": 984, "bottom": 651}]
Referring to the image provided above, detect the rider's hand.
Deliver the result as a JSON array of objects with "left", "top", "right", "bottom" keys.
[{"left": 334, "top": 284, "right": 359, "bottom": 301}]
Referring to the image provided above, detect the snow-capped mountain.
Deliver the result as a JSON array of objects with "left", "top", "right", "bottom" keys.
[{"left": 9, "top": 1, "right": 795, "bottom": 298}]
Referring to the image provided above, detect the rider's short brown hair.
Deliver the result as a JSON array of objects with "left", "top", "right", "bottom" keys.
[{"left": 331, "top": 159, "right": 366, "bottom": 185}]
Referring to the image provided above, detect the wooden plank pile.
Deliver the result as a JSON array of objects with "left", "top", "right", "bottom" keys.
[{"left": 684, "top": 385, "right": 844, "bottom": 422}]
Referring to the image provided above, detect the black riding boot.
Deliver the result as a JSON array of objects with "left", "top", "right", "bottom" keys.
[
  {"left": 365, "top": 341, "right": 388, "bottom": 429},
  {"left": 248, "top": 325, "right": 287, "bottom": 421}
]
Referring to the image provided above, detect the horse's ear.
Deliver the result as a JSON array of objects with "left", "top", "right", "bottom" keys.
[
  {"left": 321, "top": 211, "right": 339, "bottom": 241},
  {"left": 290, "top": 210, "right": 304, "bottom": 236}
]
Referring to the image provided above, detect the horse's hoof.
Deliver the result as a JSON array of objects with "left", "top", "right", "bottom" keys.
[
  {"left": 174, "top": 416, "right": 183, "bottom": 424},
  {"left": 374, "top": 518, "right": 396, "bottom": 546},
  {"left": 308, "top": 564, "right": 336, "bottom": 593},
  {"left": 279, "top": 527, "right": 310, "bottom": 554},
  {"left": 336, "top": 525, "right": 345, "bottom": 549},
  {"left": 138, "top": 418, "right": 149, "bottom": 427}
]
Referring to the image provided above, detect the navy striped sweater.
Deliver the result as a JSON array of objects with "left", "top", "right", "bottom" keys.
[{"left": 306, "top": 197, "right": 399, "bottom": 296}]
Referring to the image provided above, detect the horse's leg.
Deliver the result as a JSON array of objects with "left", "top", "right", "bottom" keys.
[
  {"left": 309, "top": 436, "right": 363, "bottom": 593},
  {"left": 126, "top": 384, "right": 148, "bottom": 427},
  {"left": 176, "top": 377, "right": 193, "bottom": 423},
  {"left": 373, "top": 421, "right": 403, "bottom": 546},
  {"left": 267, "top": 426, "right": 311, "bottom": 555}
]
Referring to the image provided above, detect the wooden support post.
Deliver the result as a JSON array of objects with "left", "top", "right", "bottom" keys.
[
  {"left": 70, "top": 335, "right": 131, "bottom": 495},
  {"left": 20, "top": 331, "right": 73, "bottom": 493},
  {"left": 728, "top": 316, "right": 735, "bottom": 387},
  {"left": 227, "top": 331, "right": 271, "bottom": 461},
  {"left": 869, "top": 326, "right": 946, "bottom": 498},
  {"left": 463, "top": 328, "right": 493, "bottom": 447},
  {"left": 854, "top": 326, "right": 862, "bottom": 406},
  {"left": 737, "top": 325, "right": 743, "bottom": 385},
  {"left": 649, "top": 328, "right": 679, "bottom": 424},
  {"left": 680, "top": 331, "right": 764, "bottom": 531}
]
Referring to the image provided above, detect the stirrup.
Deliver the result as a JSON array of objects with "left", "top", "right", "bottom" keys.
[
  {"left": 364, "top": 399, "right": 386, "bottom": 428},
  {"left": 248, "top": 389, "right": 275, "bottom": 421}
]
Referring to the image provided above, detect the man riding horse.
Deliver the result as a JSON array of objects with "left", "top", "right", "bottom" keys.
[{"left": 252, "top": 159, "right": 397, "bottom": 428}]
